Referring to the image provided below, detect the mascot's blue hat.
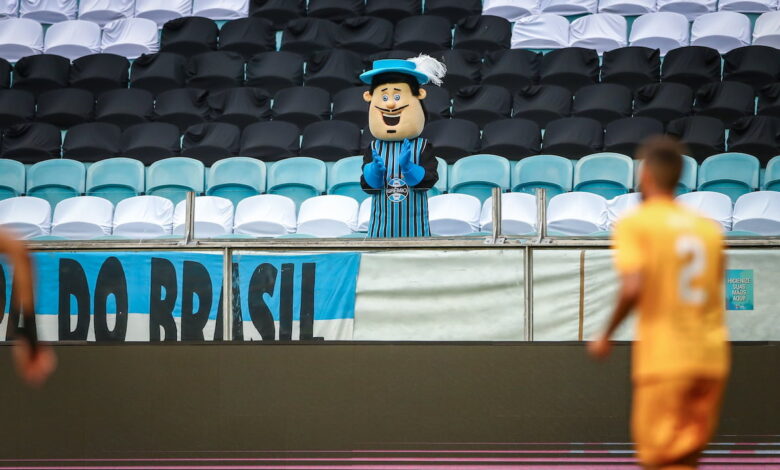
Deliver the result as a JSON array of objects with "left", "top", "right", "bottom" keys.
[{"left": 359, "top": 59, "right": 430, "bottom": 85}]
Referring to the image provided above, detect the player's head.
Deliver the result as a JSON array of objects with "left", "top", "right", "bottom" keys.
[{"left": 636, "top": 136, "right": 688, "bottom": 198}]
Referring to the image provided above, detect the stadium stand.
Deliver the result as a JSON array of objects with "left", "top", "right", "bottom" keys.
[
  {"left": 112, "top": 195, "right": 174, "bottom": 238},
  {"left": 0, "top": 196, "right": 52, "bottom": 239},
  {"left": 296, "top": 195, "right": 359, "bottom": 237},
  {"left": 449, "top": 154, "right": 511, "bottom": 203},
  {"left": 0, "top": 159, "right": 25, "bottom": 200},
  {"left": 85, "top": 157, "right": 145, "bottom": 204},
  {"left": 63, "top": 122, "right": 122, "bottom": 161},
  {"left": 677, "top": 190, "right": 734, "bottom": 230},
  {"left": 172, "top": 195, "right": 234, "bottom": 237},
  {"left": 0, "top": 89, "right": 35, "bottom": 128},
  {"left": 479, "top": 193, "right": 537, "bottom": 235},
  {"left": 51, "top": 195, "right": 114, "bottom": 239},
  {"left": 233, "top": 194, "right": 297, "bottom": 237},
  {"left": 428, "top": 193, "right": 482, "bottom": 236},
  {"left": 512, "top": 155, "right": 573, "bottom": 198},
  {"left": 547, "top": 191, "right": 608, "bottom": 235}
]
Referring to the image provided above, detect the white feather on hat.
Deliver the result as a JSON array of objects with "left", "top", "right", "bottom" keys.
[{"left": 408, "top": 54, "right": 447, "bottom": 87}]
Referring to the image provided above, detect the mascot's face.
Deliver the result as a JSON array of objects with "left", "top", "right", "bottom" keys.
[{"left": 364, "top": 82, "right": 427, "bottom": 141}]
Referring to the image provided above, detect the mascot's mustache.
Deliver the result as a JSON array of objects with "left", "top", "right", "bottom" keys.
[{"left": 374, "top": 104, "right": 409, "bottom": 114}]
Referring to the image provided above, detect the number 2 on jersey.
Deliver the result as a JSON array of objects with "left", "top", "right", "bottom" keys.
[{"left": 676, "top": 235, "right": 706, "bottom": 305}]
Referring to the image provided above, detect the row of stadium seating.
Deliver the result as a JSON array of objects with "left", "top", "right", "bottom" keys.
[{"left": 486, "top": 0, "right": 780, "bottom": 18}]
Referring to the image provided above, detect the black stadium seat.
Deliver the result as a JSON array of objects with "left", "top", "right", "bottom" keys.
[
  {"left": 69, "top": 53, "right": 131, "bottom": 95},
  {"left": 727, "top": 115, "right": 780, "bottom": 164},
  {"left": 186, "top": 51, "right": 245, "bottom": 91},
  {"left": 153, "top": 88, "right": 211, "bottom": 132},
  {"left": 451, "top": 84, "right": 512, "bottom": 127},
  {"left": 542, "top": 117, "right": 603, "bottom": 159},
  {"left": 337, "top": 16, "right": 394, "bottom": 57},
  {"left": 121, "top": 122, "right": 182, "bottom": 164},
  {"left": 272, "top": 86, "right": 331, "bottom": 127},
  {"left": 694, "top": 81, "right": 755, "bottom": 126},
  {"left": 633, "top": 83, "right": 693, "bottom": 124},
  {"left": 603, "top": 117, "right": 664, "bottom": 156},
  {"left": 368, "top": 49, "right": 417, "bottom": 61},
  {"left": 512, "top": 85, "right": 572, "bottom": 128},
  {"left": 365, "top": 0, "right": 421, "bottom": 23},
  {"left": 245, "top": 51, "right": 305, "bottom": 95},
  {"left": 572, "top": 83, "right": 633, "bottom": 126},
  {"left": 1, "top": 123, "right": 62, "bottom": 163},
  {"left": 249, "top": 0, "right": 305, "bottom": 28},
  {"left": 422, "top": 85, "right": 452, "bottom": 121},
  {"left": 600, "top": 46, "right": 660, "bottom": 92},
  {"left": 758, "top": 83, "right": 780, "bottom": 118},
  {"left": 332, "top": 86, "right": 369, "bottom": 128},
  {"left": 0, "top": 90, "right": 35, "bottom": 128},
  {"left": 394, "top": 15, "right": 452, "bottom": 54},
  {"left": 540, "top": 47, "right": 599, "bottom": 93},
  {"left": 440, "top": 49, "right": 482, "bottom": 93},
  {"left": 218, "top": 17, "right": 276, "bottom": 59},
  {"left": 480, "top": 118, "right": 541, "bottom": 159},
  {"left": 300, "top": 120, "right": 362, "bottom": 160},
  {"left": 35, "top": 88, "right": 94, "bottom": 129},
  {"left": 661, "top": 46, "right": 721, "bottom": 92},
  {"left": 307, "top": 0, "right": 365, "bottom": 22},
  {"left": 281, "top": 18, "right": 339, "bottom": 58},
  {"left": 481, "top": 49, "right": 541, "bottom": 93},
  {"left": 723, "top": 46, "right": 780, "bottom": 92},
  {"left": 666, "top": 116, "right": 725, "bottom": 162},
  {"left": 453, "top": 14, "right": 511, "bottom": 53},
  {"left": 12, "top": 54, "right": 70, "bottom": 96},
  {"left": 421, "top": 118, "right": 481, "bottom": 163},
  {"left": 130, "top": 52, "right": 187, "bottom": 96},
  {"left": 62, "top": 122, "right": 122, "bottom": 161},
  {"left": 207, "top": 87, "right": 272, "bottom": 129},
  {"left": 182, "top": 122, "right": 241, "bottom": 165},
  {"left": 160, "top": 16, "right": 219, "bottom": 57},
  {"left": 95, "top": 88, "right": 155, "bottom": 129},
  {"left": 424, "top": 0, "right": 481, "bottom": 24},
  {"left": 304, "top": 49, "right": 365, "bottom": 94},
  {"left": 0, "top": 58, "right": 10, "bottom": 89},
  {"left": 240, "top": 121, "right": 301, "bottom": 160}
]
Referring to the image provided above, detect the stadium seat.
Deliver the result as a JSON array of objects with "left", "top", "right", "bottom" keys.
[
  {"left": 480, "top": 119, "right": 541, "bottom": 160},
  {"left": 511, "top": 154, "right": 573, "bottom": 198},
  {"left": 208, "top": 87, "right": 272, "bottom": 129},
  {"left": 541, "top": 0, "right": 596, "bottom": 15},
  {"left": 482, "top": 0, "right": 539, "bottom": 21},
  {"left": 63, "top": 122, "right": 121, "bottom": 161},
  {"left": 758, "top": 82, "right": 780, "bottom": 118},
  {"left": 239, "top": 121, "right": 301, "bottom": 160},
  {"left": 120, "top": 122, "right": 182, "bottom": 164},
  {"left": 539, "top": 47, "right": 599, "bottom": 93},
  {"left": 146, "top": 157, "right": 205, "bottom": 204},
  {"left": 308, "top": 0, "right": 364, "bottom": 22},
  {"left": 693, "top": 81, "right": 755, "bottom": 126},
  {"left": 425, "top": 0, "right": 481, "bottom": 23},
  {"left": 439, "top": 49, "right": 482, "bottom": 93},
  {"left": 153, "top": 88, "right": 210, "bottom": 132},
  {"left": 452, "top": 85, "right": 512, "bottom": 128},
  {"left": 160, "top": 16, "right": 219, "bottom": 58},
  {"left": 422, "top": 85, "right": 452, "bottom": 121},
  {"left": 0, "top": 196, "right": 51, "bottom": 239},
  {"left": 95, "top": 88, "right": 155, "bottom": 129},
  {"left": 727, "top": 116, "right": 780, "bottom": 164},
  {"left": 723, "top": 46, "right": 780, "bottom": 92},
  {"left": 12, "top": 54, "right": 70, "bottom": 96},
  {"left": 304, "top": 49, "right": 364, "bottom": 94},
  {"left": 0, "top": 58, "right": 10, "bottom": 88},
  {"left": 512, "top": 85, "right": 571, "bottom": 127},
  {"left": 35, "top": 88, "right": 94, "bottom": 129},
  {"left": 173, "top": 196, "right": 234, "bottom": 237},
  {"left": 599, "top": 0, "right": 657, "bottom": 15},
  {"left": 572, "top": 83, "right": 633, "bottom": 126},
  {"left": 192, "top": 0, "right": 249, "bottom": 20},
  {"left": 763, "top": 155, "right": 780, "bottom": 190},
  {"left": 86, "top": 157, "right": 145, "bottom": 204},
  {"left": 720, "top": 0, "right": 776, "bottom": 12},
  {"left": 665, "top": 116, "right": 726, "bottom": 162},
  {"left": 453, "top": 14, "right": 511, "bottom": 53},
  {"left": 249, "top": 0, "right": 305, "bottom": 28},
  {"left": 633, "top": 82, "right": 693, "bottom": 124},
  {"left": 20, "top": 0, "right": 77, "bottom": 23},
  {"left": 281, "top": 17, "right": 339, "bottom": 58},
  {"left": 393, "top": 15, "right": 452, "bottom": 53},
  {"left": 0, "top": 90, "right": 35, "bottom": 128},
  {"left": 186, "top": 51, "right": 245, "bottom": 91},
  {"left": 690, "top": 12, "right": 751, "bottom": 54},
  {"left": 69, "top": 53, "right": 130, "bottom": 94},
  {"left": 300, "top": 120, "right": 361, "bottom": 162},
  {"left": 449, "top": 154, "right": 510, "bottom": 204},
  {"left": 101, "top": 18, "right": 160, "bottom": 59},
  {"left": 332, "top": 86, "right": 369, "bottom": 128},
  {"left": 337, "top": 16, "right": 394, "bottom": 56},
  {"left": 26, "top": 158, "right": 85, "bottom": 208},
  {"left": 660, "top": 154, "right": 700, "bottom": 194},
  {"left": 698, "top": 152, "right": 760, "bottom": 202},
  {"left": 479, "top": 193, "right": 537, "bottom": 235},
  {"left": 365, "top": 0, "right": 421, "bottom": 23},
  {"left": 542, "top": 117, "right": 604, "bottom": 159},
  {"left": 732, "top": 191, "right": 780, "bottom": 234},
  {"left": 0, "top": 0, "right": 17, "bottom": 17},
  {"left": 130, "top": 52, "right": 187, "bottom": 96},
  {"left": 601, "top": 47, "right": 660, "bottom": 91},
  {"left": 661, "top": 46, "right": 721, "bottom": 91},
  {"left": 245, "top": 51, "right": 304, "bottom": 95},
  {"left": 753, "top": 11, "right": 780, "bottom": 48},
  {"left": 233, "top": 194, "right": 297, "bottom": 237},
  {"left": 569, "top": 13, "right": 628, "bottom": 54},
  {"left": 43, "top": 20, "right": 101, "bottom": 60},
  {"left": 327, "top": 156, "right": 367, "bottom": 202},
  {"left": 181, "top": 122, "right": 241, "bottom": 165},
  {"left": 78, "top": 0, "right": 134, "bottom": 26},
  {"left": 428, "top": 193, "right": 481, "bottom": 236},
  {"left": 606, "top": 192, "right": 641, "bottom": 228},
  {"left": 219, "top": 17, "right": 275, "bottom": 59},
  {"left": 0, "top": 159, "right": 25, "bottom": 200},
  {"left": 603, "top": 117, "right": 665, "bottom": 156},
  {"left": 267, "top": 157, "right": 327, "bottom": 209},
  {"left": 573, "top": 152, "right": 633, "bottom": 199},
  {"left": 51, "top": 196, "right": 113, "bottom": 239},
  {"left": 511, "top": 13, "right": 569, "bottom": 49},
  {"left": 297, "top": 195, "right": 359, "bottom": 237},
  {"left": 676, "top": 191, "right": 733, "bottom": 230},
  {"left": 272, "top": 86, "right": 331, "bottom": 128},
  {"left": 112, "top": 195, "right": 174, "bottom": 238},
  {"left": 134, "top": 0, "right": 192, "bottom": 27},
  {"left": 1, "top": 123, "right": 61, "bottom": 163},
  {"left": 657, "top": 0, "right": 716, "bottom": 20},
  {"left": 207, "top": 157, "right": 267, "bottom": 207},
  {"left": 357, "top": 197, "right": 371, "bottom": 231},
  {"left": 430, "top": 157, "right": 448, "bottom": 197},
  {"left": 481, "top": 49, "right": 540, "bottom": 93},
  {"left": 547, "top": 192, "right": 608, "bottom": 235},
  {"left": 421, "top": 118, "right": 481, "bottom": 164}
]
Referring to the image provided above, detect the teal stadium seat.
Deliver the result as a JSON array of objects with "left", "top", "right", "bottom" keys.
[
  {"left": 206, "top": 157, "right": 267, "bottom": 207},
  {"left": 429, "top": 157, "right": 448, "bottom": 197},
  {"left": 512, "top": 155, "right": 573, "bottom": 199},
  {"left": 635, "top": 155, "right": 698, "bottom": 195},
  {"left": 574, "top": 152, "right": 633, "bottom": 199},
  {"left": 327, "top": 156, "right": 368, "bottom": 202},
  {"left": 0, "top": 159, "right": 25, "bottom": 200},
  {"left": 86, "top": 158, "right": 145, "bottom": 205},
  {"left": 267, "top": 157, "right": 327, "bottom": 209},
  {"left": 449, "top": 154, "right": 511, "bottom": 204},
  {"left": 762, "top": 155, "right": 780, "bottom": 191},
  {"left": 26, "top": 159, "right": 85, "bottom": 208},
  {"left": 698, "top": 153, "right": 759, "bottom": 203},
  {"left": 146, "top": 157, "right": 205, "bottom": 204}
]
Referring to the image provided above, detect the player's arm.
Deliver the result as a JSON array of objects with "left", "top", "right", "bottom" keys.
[{"left": 0, "top": 230, "right": 35, "bottom": 325}]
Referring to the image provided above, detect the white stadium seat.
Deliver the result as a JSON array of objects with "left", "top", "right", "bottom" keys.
[
  {"left": 629, "top": 12, "right": 690, "bottom": 55},
  {"left": 20, "top": 0, "right": 78, "bottom": 23},
  {"left": 719, "top": 0, "right": 777, "bottom": 13},
  {"left": 598, "top": 0, "right": 657, "bottom": 15},
  {"left": 569, "top": 13, "right": 628, "bottom": 54},
  {"left": 78, "top": 0, "right": 135, "bottom": 26},
  {"left": 233, "top": 194, "right": 297, "bottom": 237},
  {"left": 482, "top": 0, "right": 539, "bottom": 21},
  {"left": 134, "top": 0, "right": 192, "bottom": 28},
  {"left": 297, "top": 195, "right": 359, "bottom": 238},
  {"left": 358, "top": 197, "right": 371, "bottom": 232},
  {"left": 44, "top": 20, "right": 102, "bottom": 60},
  {"left": 732, "top": 191, "right": 780, "bottom": 235},
  {"left": 428, "top": 193, "right": 482, "bottom": 236},
  {"left": 511, "top": 14, "right": 569, "bottom": 50},
  {"left": 0, "top": 196, "right": 51, "bottom": 239},
  {"left": 0, "top": 18, "right": 44, "bottom": 62},
  {"left": 547, "top": 192, "right": 608, "bottom": 235},
  {"left": 657, "top": 0, "right": 717, "bottom": 21},
  {"left": 112, "top": 195, "right": 174, "bottom": 238},
  {"left": 752, "top": 11, "right": 780, "bottom": 48},
  {"left": 676, "top": 191, "right": 733, "bottom": 231},
  {"left": 0, "top": 0, "right": 18, "bottom": 18},
  {"left": 173, "top": 196, "right": 234, "bottom": 238},
  {"left": 51, "top": 196, "right": 114, "bottom": 239},
  {"left": 606, "top": 192, "right": 641, "bottom": 229},
  {"left": 101, "top": 17, "right": 159, "bottom": 59},
  {"left": 540, "top": 0, "right": 597, "bottom": 16},
  {"left": 480, "top": 193, "right": 537, "bottom": 235},
  {"left": 192, "top": 0, "right": 249, "bottom": 20},
  {"left": 691, "top": 11, "right": 751, "bottom": 54}
]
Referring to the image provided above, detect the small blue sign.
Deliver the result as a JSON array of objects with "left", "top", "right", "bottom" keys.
[{"left": 726, "top": 269, "right": 754, "bottom": 311}]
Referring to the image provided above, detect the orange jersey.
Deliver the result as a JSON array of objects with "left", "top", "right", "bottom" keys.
[{"left": 613, "top": 198, "right": 730, "bottom": 380}]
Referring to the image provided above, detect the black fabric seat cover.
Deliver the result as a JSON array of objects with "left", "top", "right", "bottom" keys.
[
  {"left": 727, "top": 115, "right": 780, "bottom": 164},
  {"left": 481, "top": 49, "right": 540, "bottom": 93},
  {"left": 207, "top": 87, "right": 271, "bottom": 129},
  {"left": 186, "top": 51, "right": 245, "bottom": 91},
  {"left": 666, "top": 116, "right": 725, "bottom": 162},
  {"left": 440, "top": 49, "right": 481, "bottom": 93},
  {"left": 12, "top": 54, "right": 70, "bottom": 96},
  {"left": 394, "top": 15, "right": 452, "bottom": 54},
  {"left": 161, "top": 16, "right": 219, "bottom": 58},
  {"left": 723, "top": 46, "right": 780, "bottom": 92},
  {"left": 603, "top": 117, "right": 664, "bottom": 156},
  {"left": 70, "top": 54, "right": 130, "bottom": 95},
  {"left": 249, "top": 0, "right": 305, "bottom": 28},
  {"left": 758, "top": 83, "right": 780, "bottom": 118},
  {"left": 694, "top": 81, "right": 754, "bottom": 126},
  {"left": 281, "top": 18, "right": 339, "bottom": 58},
  {"left": 421, "top": 118, "right": 480, "bottom": 163},
  {"left": 95, "top": 88, "right": 154, "bottom": 129},
  {"left": 35, "top": 88, "right": 94, "bottom": 129},
  {"left": 423, "top": 85, "right": 451, "bottom": 121},
  {"left": 300, "top": 120, "right": 361, "bottom": 161},
  {"left": 542, "top": 117, "right": 603, "bottom": 159},
  {"left": 633, "top": 83, "right": 693, "bottom": 124},
  {"left": 480, "top": 118, "right": 540, "bottom": 159},
  {"left": 1, "top": 123, "right": 61, "bottom": 163},
  {"left": 424, "top": 0, "right": 481, "bottom": 24},
  {"left": 272, "top": 86, "right": 331, "bottom": 127},
  {"left": 367, "top": 49, "right": 417, "bottom": 61},
  {"left": 154, "top": 88, "right": 211, "bottom": 132},
  {"left": 332, "top": 86, "right": 369, "bottom": 127},
  {"left": 336, "top": 16, "right": 394, "bottom": 56},
  {"left": 304, "top": 49, "right": 364, "bottom": 94},
  {"left": 120, "top": 122, "right": 181, "bottom": 164},
  {"left": 365, "top": 0, "right": 421, "bottom": 23},
  {"left": 308, "top": 0, "right": 365, "bottom": 22},
  {"left": 219, "top": 17, "right": 276, "bottom": 59},
  {"left": 181, "top": 122, "right": 241, "bottom": 165},
  {"left": 572, "top": 83, "right": 633, "bottom": 125},
  {"left": 601, "top": 46, "right": 660, "bottom": 92},
  {"left": 0, "top": 90, "right": 35, "bottom": 128},
  {"left": 0, "top": 58, "right": 11, "bottom": 89},
  {"left": 540, "top": 47, "right": 599, "bottom": 93},
  {"left": 661, "top": 46, "right": 721, "bottom": 92},
  {"left": 512, "top": 85, "right": 572, "bottom": 127},
  {"left": 246, "top": 51, "right": 304, "bottom": 95},
  {"left": 63, "top": 122, "right": 122, "bottom": 161},
  {"left": 130, "top": 53, "right": 187, "bottom": 96},
  {"left": 453, "top": 14, "right": 511, "bottom": 53},
  {"left": 452, "top": 84, "right": 511, "bottom": 127},
  {"left": 240, "top": 121, "right": 301, "bottom": 160}
]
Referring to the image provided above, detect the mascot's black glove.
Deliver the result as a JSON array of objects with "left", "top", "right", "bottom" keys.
[{"left": 398, "top": 139, "right": 425, "bottom": 186}]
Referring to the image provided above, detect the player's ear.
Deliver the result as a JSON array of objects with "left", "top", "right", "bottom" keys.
[
  {"left": 363, "top": 90, "right": 372, "bottom": 103},
  {"left": 417, "top": 88, "right": 427, "bottom": 100}
]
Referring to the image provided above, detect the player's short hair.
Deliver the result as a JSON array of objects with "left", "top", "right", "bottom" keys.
[{"left": 636, "top": 136, "right": 688, "bottom": 192}]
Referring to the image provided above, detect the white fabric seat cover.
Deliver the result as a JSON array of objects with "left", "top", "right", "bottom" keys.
[
  {"left": 540, "top": 0, "right": 597, "bottom": 15},
  {"left": 719, "top": 0, "right": 776, "bottom": 13},
  {"left": 428, "top": 193, "right": 482, "bottom": 236},
  {"left": 101, "top": 17, "right": 159, "bottom": 59},
  {"left": 78, "top": 0, "right": 134, "bottom": 26},
  {"left": 20, "top": 0, "right": 78, "bottom": 23},
  {"left": 657, "top": 0, "right": 716, "bottom": 20},
  {"left": 357, "top": 197, "right": 371, "bottom": 232},
  {"left": 173, "top": 196, "right": 234, "bottom": 238},
  {"left": 0, "top": 197, "right": 51, "bottom": 239},
  {"left": 483, "top": 0, "right": 539, "bottom": 21},
  {"left": 134, "top": 0, "right": 192, "bottom": 27},
  {"left": 676, "top": 191, "right": 733, "bottom": 231},
  {"left": 732, "top": 191, "right": 780, "bottom": 235},
  {"left": 752, "top": 11, "right": 780, "bottom": 48},
  {"left": 192, "top": 0, "right": 249, "bottom": 20},
  {"left": 44, "top": 20, "right": 102, "bottom": 60},
  {"left": 511, "top": 14, "right": 569, "bottom": 50},
  {"left": 112, "top": 195, "right": 174, "bottom": 238},
  {"left": 599, "top": 0, "right": 657, "bottom": 15},
  {"left": 569, "top": 13, "right": 628, "bottom": 54},
  {"left": 691, "top": 11, "right": 751, "bottom": 54},
  {"left": 606, "top": 192, "right": 642, "bottom": 229},
  {"left": 480, "top": 193, "right": 537, "bottom": 235},
  {"left": 0, "top": 0, "right": 19, "bottom": 18},
  {"left": 547, "top": 192, "right": 608, "bottom": 235},
  {"left": 51, "top": 196, "right": 113, "bottom": 239},
  {"left": 0, "top": 18, "right": 44, "bottom": 62},
  {"left": 233, "top": 194, "right": 297, "bottom": 237},
  {"left": 297, "top": 195, "right": 359, "bottom": 238},
  {"left": 629, "top": 12, "right": 690, "bottom": 55}
]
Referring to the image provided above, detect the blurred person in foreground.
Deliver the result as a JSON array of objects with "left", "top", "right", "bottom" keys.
[
  {"left": 589, "top": 136, "right": 730, "bottom": 470},
  {"left": 0, "top": 229, "right": 56, "bottom": 387}
]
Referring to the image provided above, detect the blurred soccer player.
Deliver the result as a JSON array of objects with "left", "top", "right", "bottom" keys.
[
  {"left": 589, "top": 137, "right": 730, "bottom": 470},
  {"left": 0, "top": 229, "right": 56, "bottom": 387}
]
